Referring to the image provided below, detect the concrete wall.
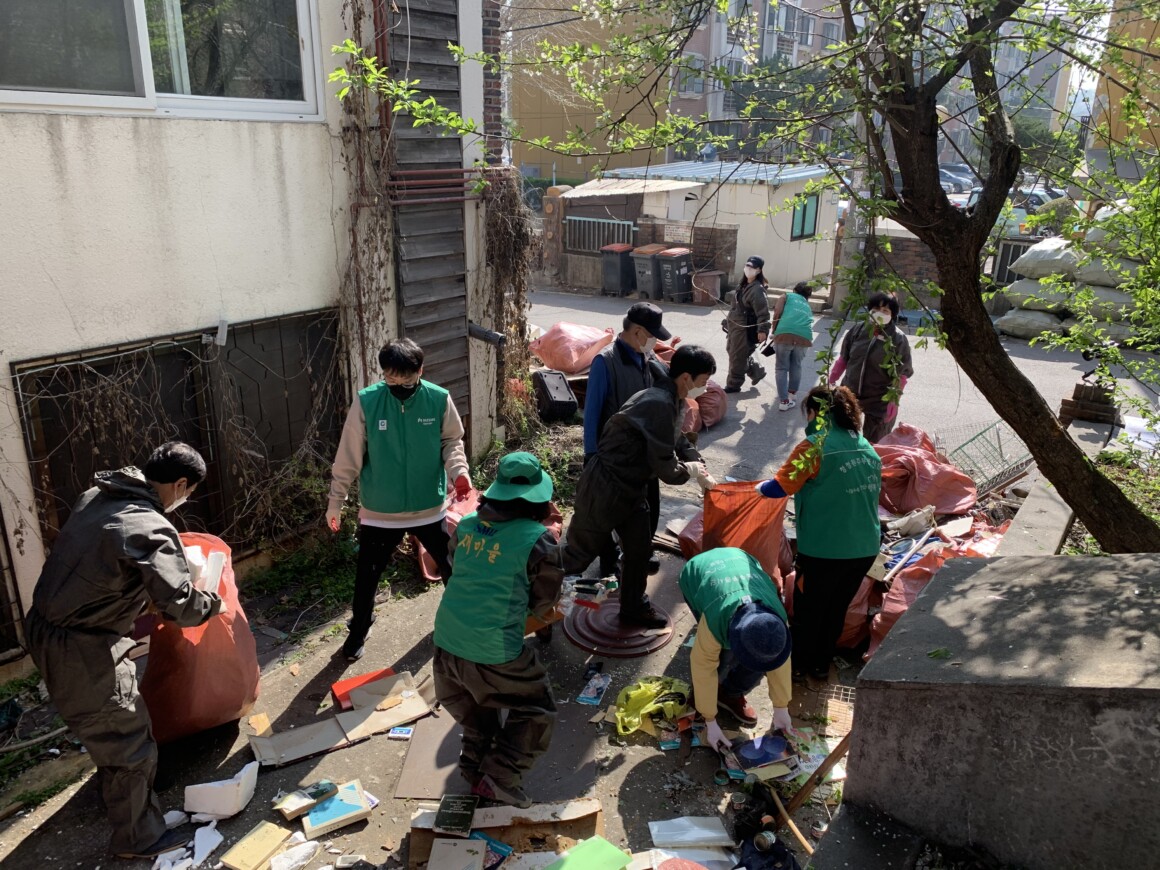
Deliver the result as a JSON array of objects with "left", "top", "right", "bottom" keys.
[{"left": 846, "top": 554, "right": 1160, "bottom": 869}]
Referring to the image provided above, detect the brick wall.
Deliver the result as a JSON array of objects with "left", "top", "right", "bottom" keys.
[
  {"left": 636, "top": 218, "right": 738, "bottom": 276},
  {"left": 866, "top": 234, "right": 944, "bottom": 309},
  {"left": 482, "top": 0, "right": 503, "bottom": 163}
]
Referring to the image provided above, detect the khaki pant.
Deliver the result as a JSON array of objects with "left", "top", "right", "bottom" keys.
[{"left": 725, "top": 324, "right": 765, "bottom": 389}]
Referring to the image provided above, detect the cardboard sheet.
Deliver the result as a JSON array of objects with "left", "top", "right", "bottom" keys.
[
  {"left": 249, "top": 718, "right": 350, "bottom": 767},
  {"left": 394, "top": 704, "right": 598, "bottom": 801}
]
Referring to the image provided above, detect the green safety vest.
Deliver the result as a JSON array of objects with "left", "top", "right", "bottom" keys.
[
  {"left": 795, "top": 422, "right": 882, "bottom": 559},
  {"left": 434, "top": 513, "right": 549, "bottom": 664},
  {"left": 774, "top": 292, "right": 814, "bottom": 341},
  {"left": 358, "top": 380, "right": 448, "bottom": 514},
  {"left": 679, "top": 548, "right": 787, "bottom": 648}
]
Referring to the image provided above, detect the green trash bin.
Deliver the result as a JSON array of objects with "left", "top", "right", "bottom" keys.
[
  {"left": 630, "top": 244, "right": 668, "bottom": 300},
  {"left": 657, "top": 247, "right": 693, "bottom": 303},
  {"left": 600, "top": 243, "right": 636, "bottom": 296}
]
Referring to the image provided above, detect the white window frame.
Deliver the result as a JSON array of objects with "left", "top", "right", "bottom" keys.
[
  {"left": 798, "top": 16, "right": 815, "bottom": 47},
  {"left": 0, "top": 0, "right": 323, "bottom": 122},
  {"left": 679, "top": 54, "right": 706, "bottom": 97}
]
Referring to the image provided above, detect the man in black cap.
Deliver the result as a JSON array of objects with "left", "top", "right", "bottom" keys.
[
  {"left": 723, "top": 255, "right": 771, "bottom": 393},
  {"left": 582, "top": 301, "right": 670, "bottom": 576}
]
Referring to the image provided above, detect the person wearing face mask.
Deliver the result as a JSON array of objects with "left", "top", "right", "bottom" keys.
[
  {"left": 723, "top": 255, "right": 771, "bottom": 393},
  {"left": 25, "top": 442, "right": 225, "bottom": 859},
  {"left": 564, "top": 345, "right": 719, "bottom": 629},
  {"left": 582, "top": 302, "right": 671, "bottom": 577},
  {"left": 326, "top": 338, "right": 470, "bottom": 660},
  {"left": 828, "top": 292, "right": 914, "bottom": 442},
  {"left": 755, "top": 386, "right": 882, "bottom": 686}
]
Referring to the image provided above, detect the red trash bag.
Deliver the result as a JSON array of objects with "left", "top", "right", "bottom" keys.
[
  {"left": 681, "top": 398, "right": 702, "bottom": 434},
  {"left": 837, "top": 575, "right": 882, "bottom": 649},
  {"left": 696, "top": 380, "right": 728, "bottom": 428},
  {"left": 653, "top": 336, "right": 683, "bottom": 364},
  {"left": 678, "top": 510, "right": 705, "bottom": 560},
  {"left": 529, "top": 323, "right": 614, "bottom": 374},
  {"left": 702, "top": 482, "right": 787, "bottom": 584},
  {"left": 140, "top": 533, "right": 260, "bottom": 744},
  {"left": 866, "top": 548, "right": 955, "bottom": 658},
  {"left": 874, "top": 424, "right": 977, "bottom": 515}
]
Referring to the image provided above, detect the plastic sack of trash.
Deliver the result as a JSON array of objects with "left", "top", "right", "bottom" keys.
[
  {"left": 528, "top": 322, "right": 614, "bottom": 373},
  {"left": 695, "top": 380, "right": 728, "bottom": 428},
  {"left": 141, "top": 533, "right": 260, "bottom": 744},
  {"left": 677, "top": 510, "right": 705, "bottom": 560},
  {"left": 1009, "top": 237, "right": 1080, "bottom": 280},
  {"left": 414, "top": 494, "right": 563, "bottom": 582},
  {"left": 837, "top": 575, "right": 882, "bottom": 650},
  {"left": 653, "top": 336, "right": 683, "bottom": 364},
  {"left": 614, "top": 676, "right": 690, "bottom": 736},
  {"left": 866, "top": 548, "right": 954, "bottom": 658},
  {"left": 702, "top": 482, "right": 787, "bottom": 583},
  {"left": 681, "top": 398, "right": 702, "bottom": 434},
  {"left": 874, "top": 425, "right": 977, "bottom": 516}
]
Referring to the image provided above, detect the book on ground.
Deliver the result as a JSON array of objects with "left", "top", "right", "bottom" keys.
[{"left": 433, "top": 793, "right": 480, "bottom": 838}]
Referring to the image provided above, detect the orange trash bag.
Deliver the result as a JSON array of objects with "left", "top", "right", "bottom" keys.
[
  {"left": 529, "top": 323, "right": 614, "bottom": 373},
  {"left": 140, "top": 533, "right": 260, "bottom": 744},
  {"left": 695, "top": 380, "right": 729, "bottom": 428},
  {"left": 702, "top": 482, "right": 787, "bottom": 584}
]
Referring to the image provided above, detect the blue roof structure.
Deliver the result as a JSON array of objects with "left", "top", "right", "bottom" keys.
[{"left": 604, "top": 160, "right": 834, "bottom": 186}]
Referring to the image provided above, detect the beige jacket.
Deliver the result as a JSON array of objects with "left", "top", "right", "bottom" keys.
[{"left": 689, "top": 614, "right": 792, "bottom": 722}]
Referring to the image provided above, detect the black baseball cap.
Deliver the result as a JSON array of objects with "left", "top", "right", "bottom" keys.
[
  {"left": 745, "top": 255, "right": 765, "bottom": 269},
  {"left": 626, "top": 302, "right": 671, "bottom": 341}
]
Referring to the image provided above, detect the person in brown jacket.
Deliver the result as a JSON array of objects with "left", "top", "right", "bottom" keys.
[{"left": 723, "top": 255, "right": 771, "bottom": 393}]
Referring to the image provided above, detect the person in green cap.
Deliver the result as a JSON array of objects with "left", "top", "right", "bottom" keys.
[
  {"left": 678, "top": 547, "right": 793, "bottom": 753},
  {"left": 433, "top": 452, "right": 563, "bottom": 809}
]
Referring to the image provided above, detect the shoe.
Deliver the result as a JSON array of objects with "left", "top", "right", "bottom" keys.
[
  {"left": 473, "top": 773, "right": 532, "bottom": 808},
  {"left": 779, "top": 398, "right": 796, "bottom": 411},
  {"left": 647, "top": 557, "right": 661, "bottom": 575},
  {"left": 459, "top": 764, "right": 482, "bottom": 789},
  {"left": 724, "top": 385, "right": 741, "bottom": 394},
  {"left": 343, "top": 617, "right": 376, "bottom": 660},
  {"left": 718, "top": 693, "right": 758, "bottom": 727},
  {"left": 113, "top": 829, "right": 191, "bottom": 859},
  {"left": 617, "top": 603, "right": 668, "bottom": 629},
  {"left": 749, "top": 368, "right": 766, "bottom": 386}
]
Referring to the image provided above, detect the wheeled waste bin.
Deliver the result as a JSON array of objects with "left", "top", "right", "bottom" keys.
[
  {"left": 630, "top": 244, "right": 668, "bottom": 300},
  {"left": 600, "top": 243, "right": 636, "bottom": 296},
  {"left": 657, "top": 247, "right": 693, "bottom": 303}
]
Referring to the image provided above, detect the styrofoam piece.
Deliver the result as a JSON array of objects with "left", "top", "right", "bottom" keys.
[
  {"left": 164, "top": 810, "right": 190, "bottom": 829},
  {"left": 648, "top": 816, "right": 733, "bottom": 848},
  {"left": 192, "top": 822, "right": 224, "bottom": 868},
  {"left": 268, "top": 841, "right": 320, "bottom": 870},
  {"left": 184, "top": 761, "right": 259, "bottom": 817},
  {"left": 204, "top": 551, "right": 226, "bottom": 596},
  {"left": 190, "top": 812, "right": 229, "bottom": 824},
  {"left": 153, "top": 846, "right": 189, "bottom": 870},
  {"left": 185, "top": 546, "right": 207, "bottom": 588}
]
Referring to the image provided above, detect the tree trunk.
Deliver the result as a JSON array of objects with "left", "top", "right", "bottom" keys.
[{"left": 934, "top": 248, "right": 1160, "bottom": 553}]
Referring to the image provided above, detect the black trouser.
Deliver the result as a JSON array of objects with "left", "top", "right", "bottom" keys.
[
  {"left": 564, "top": 477, "right": 653, "bottom": 615},
  {"left": 791, "top": 552, "right": 877, "bottom": 678},
  {"left": 861, "top": 411, "right": 896, "bottom": 444},
  {"left": 433, "top": 646, "right": 556, "bottom": 789},
  {"left": 349, "top": 520, "right": 451, "bottom": 647},
  {"left": 597, "top": 477, "right": 660, "bottom": 576}
]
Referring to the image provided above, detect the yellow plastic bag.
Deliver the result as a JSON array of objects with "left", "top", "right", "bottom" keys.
[{"left": 614, "top": 676, "right": 690, "bottom": 736}]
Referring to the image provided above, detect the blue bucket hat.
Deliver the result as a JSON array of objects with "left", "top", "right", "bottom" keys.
[
  {"left": 484, "top": 452, "right": 554, "bottom": 504},
  {"left": 726, "top": 601, "right": 791, "bottom": 673}
]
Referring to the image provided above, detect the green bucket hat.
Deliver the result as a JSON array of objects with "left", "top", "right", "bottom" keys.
[{"left": 484, "top": 452, "right": 554, "bottom": 503}]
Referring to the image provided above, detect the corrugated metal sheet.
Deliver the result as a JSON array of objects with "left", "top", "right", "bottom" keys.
[
  {"left": 605, "top": 160, "right": 832, "bottom": 186},
  {"left": 560, "top": 178, "right": 705, "bottom": 198}
]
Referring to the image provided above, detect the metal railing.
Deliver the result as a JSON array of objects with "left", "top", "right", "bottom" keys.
[{"left": 563, "top": 216, "right": 637, "bottom": 253}]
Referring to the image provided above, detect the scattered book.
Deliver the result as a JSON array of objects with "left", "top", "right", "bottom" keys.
[
  {"left": 427, "top": 838, "right": 486, "bottom": 870},
  {"left": 301, "top": 780, "right": 373, "bottom": 838},
  {"left": 272, "top": 779, "right": 338, "bottom": 821},
  {"left": 433, "top": 793, "right": 480, "bottom": 838}
]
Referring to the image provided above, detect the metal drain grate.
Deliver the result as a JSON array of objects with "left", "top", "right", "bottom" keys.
[{"left": 815, "top": 684, "right": 856, "bottom": 737}]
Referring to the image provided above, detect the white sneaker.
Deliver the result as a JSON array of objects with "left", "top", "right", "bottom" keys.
[{"left": 778, "top": 398, "right": 796, "bottom": 411}]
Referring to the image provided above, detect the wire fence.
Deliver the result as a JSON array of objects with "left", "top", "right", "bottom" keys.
[{"left": 934, "top": 420, "right": 1034, "bottom": 495}]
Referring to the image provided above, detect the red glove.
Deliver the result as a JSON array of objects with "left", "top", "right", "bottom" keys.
[
  {"left": 454, "top": 475, "right": 472, "bottom": 500},
  {"left": 885, "top": 402, "right": 898, "bottom": 421},
  {"left": 828, "top": 357, "right": 847, "bottom": 385}
]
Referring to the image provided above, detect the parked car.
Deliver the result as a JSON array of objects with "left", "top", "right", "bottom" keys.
[
  {"left": 965, "top": 187, "right": 1056, "bottom": 237},
  {"left": 939, "top": 167, "right": 971, "bottom": 193}
]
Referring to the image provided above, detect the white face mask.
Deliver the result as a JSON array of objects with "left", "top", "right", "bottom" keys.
[
  {"left": 743, "top": 266, "right": 758, "bottom": 281},
  {"left": 687, "top": 385, "right": 707, "bottom": 399},
  {"left": 870, "top": 310, "right": 892, "bottom": 326},
  {"left": 165, "top": 493, "right": 189, "bottom": 513},
  {"left": 642, "top": 336, "right": 658, "bottom": 354}
]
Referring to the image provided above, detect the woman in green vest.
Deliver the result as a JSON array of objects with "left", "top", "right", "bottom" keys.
[
  {"left": 756, "top": 385, "right": 882, "bottom": 685},
  {"left": 769, "top": 281, "right": 816, "bottom": 412},
  {"left": 432, "top": 452, "right": 563, "bottom": 809}
]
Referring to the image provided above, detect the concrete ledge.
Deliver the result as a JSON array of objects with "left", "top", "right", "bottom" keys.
[
  {"left": 845, "top": 554, "right": 1160, "bottom": 870},
  {"left": 996, "top": 420, "right": 1111, "bottom": 556}
]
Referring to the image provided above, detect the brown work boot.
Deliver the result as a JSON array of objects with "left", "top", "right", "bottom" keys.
[
  {"left": 718, "top": 693, "right": 758, "bottom": 727},
  {"left": 618, "top": 603, "right": 667, "bottom": 629}
]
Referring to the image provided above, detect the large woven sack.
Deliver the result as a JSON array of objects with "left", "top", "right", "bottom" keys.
[
  {"left": 995, "top": 308, "right": 1065, "bottom": 339},
  {"left": 1073, "top": 255, "right": 1140, "bottom": 287},
  {"left": 702, "top": 482, "right": 787, "bottom": 583},
  {"left": 1002, "top": 277, "right": 1071, "bottom": 313},
  {"left": 1074, "top": 283, "right": 1135, "bottom": 322},
  {"left": 1010, "top": 237, "right": 1079, "bottom": 280},
  {"left": 529, "top": 322, "right": 613, "bottom": 373},
  {"left": 695, "top": 380, "right": 728, "bottom": 428},
  {"left": 1060, "top": 318, "right": 1134, "bottom": 343},
  {"left": 875, "top": 424, "right": 977, "bottom": 515},
  {"left": 140, "top": 534, "right": 260, "bottom": 744}
]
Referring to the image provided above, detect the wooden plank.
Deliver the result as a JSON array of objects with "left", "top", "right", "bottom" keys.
[
  {"left": 398, "top": 276, "right": 466, "bottom": 306},
  {"left": 389, "top": 10, "right": 460, "bottom": 41},
  {"left": 406, "top": 320, "right": 468, "bottom": 349},
  {"left": 387, "top": 62, "right": 460, "bottom": 92},
  {"left": 399, "top": 233, "right": 466, "bottom": 260},
  {"left": 418, "top": 342, "right": 472, "bottom": 370},
  {"left": 401, "top": 298, "right": 467, "bottom": 329},
  {"left": 387, "top": 37, "right": 461, "bottom": 67},
  {"left": 399, "top": 254, "right": 466, "bottom": 283},
  {"left": 395, "top": 137, "right": 463, "bottom": 166},
  {"left": 395, "top": 0, "right": 458, "bottom": 14},
  {"left": 396, "top": 206, "right": 466, "bottom": 237}
]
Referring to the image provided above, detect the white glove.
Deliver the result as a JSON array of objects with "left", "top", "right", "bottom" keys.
[
  {"left": 325, "top": 504, "right": 341, "bottom": 533},
  {"left": 706, "top": 719, "right": 732, "bottom": 752},
  {"left": 771, "top": 707, "right": 793, "bottom": 734},
  {"left": 688, "top": 462, "right": 717, "bottom": 492}
]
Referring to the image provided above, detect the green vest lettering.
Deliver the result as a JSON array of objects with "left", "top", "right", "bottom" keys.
[{"left": 794, "top": 423, "right": 882, "bottom": 559}]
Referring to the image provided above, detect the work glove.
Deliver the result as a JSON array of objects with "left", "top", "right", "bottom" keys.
[
  {"left": 688, "top": 462, "right": 717, "bottom": 493},
  {"left": 757, "top": 332, "right": 768, "bottom": 343},
  {"left": 770, "top": 707, "right": 793, "bottom": 734},
  {"left": 706, "top": 719, "right": 733, "bottom": 753},
  {"left": 206, "top": 594, "right": 227, "bottom": 619},
  {"left": 454, "top": 474, "right": 472, "bottom": 501},
  {"left": 325, "top": 504, "right": 341, "bottom": 533},
  {"left": 885, "top": 402, "right": 899, "bottom": 422}
]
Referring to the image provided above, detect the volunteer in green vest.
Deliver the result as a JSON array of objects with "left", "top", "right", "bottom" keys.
[
  {"left": 433, "top": 452, "right": 563, "bottom": 809},
  {"left": 679, "top": 548, "right": 793, "bottom": 753},
  {"left": 327, "top": 338, "right": 470, "bottom": 661},
  {"left": 756, "top": 385, "right": 882, "bottom": 685},
  {"left": 769, "top": 281, "right": 815, "bottom": 412}
]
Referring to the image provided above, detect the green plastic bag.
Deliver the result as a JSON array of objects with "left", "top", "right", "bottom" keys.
[{"left": 613, "top": 676, "right": 690, "bottom": 736}]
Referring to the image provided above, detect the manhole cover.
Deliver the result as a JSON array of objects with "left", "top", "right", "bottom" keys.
[{"left": 562, "top": 599, "right": 675, "bottom": 658}]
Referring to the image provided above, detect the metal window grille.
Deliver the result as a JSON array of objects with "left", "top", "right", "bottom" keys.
[{"left": 563, "top": 216, "right": 637, "bottom": 253}]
